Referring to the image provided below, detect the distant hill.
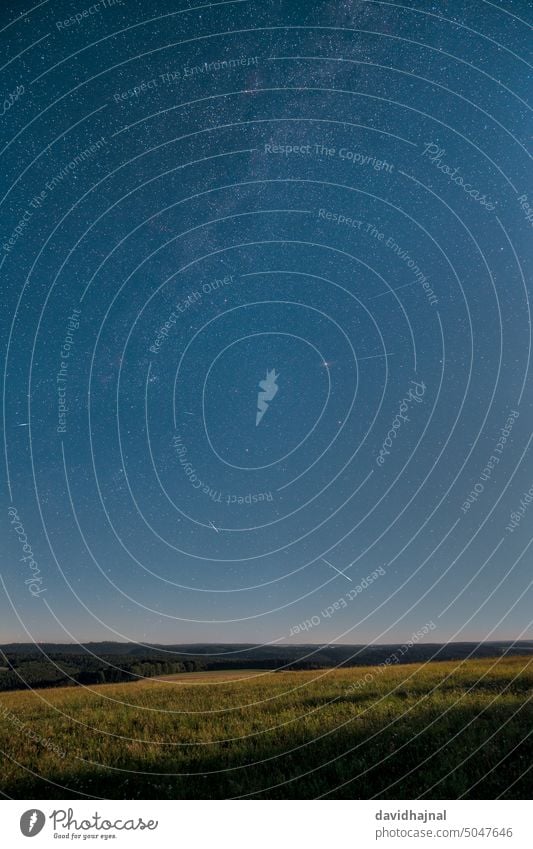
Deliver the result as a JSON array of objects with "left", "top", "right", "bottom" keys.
[
  {"left": 0, "top": 640, "right": 531, "bottom": 692},
  {"left": 2, "top": 640, "right": 532, "bottom": 659}
]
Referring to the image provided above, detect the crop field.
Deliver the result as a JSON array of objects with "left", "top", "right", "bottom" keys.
[
  {"left": 153, "top": 669, "right": 274, "bottom": 683},
  {"left": 0, "top": 655, "right": 531, "bottom": 799}
]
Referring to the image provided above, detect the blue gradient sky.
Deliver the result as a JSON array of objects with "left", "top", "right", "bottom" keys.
[{"left": 2, "top": 0, "right": 532, "bottom": 647}]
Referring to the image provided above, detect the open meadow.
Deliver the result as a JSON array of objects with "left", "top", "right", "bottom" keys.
[{"left": 0, "top": 655, "right": 531, "bottom": 800}]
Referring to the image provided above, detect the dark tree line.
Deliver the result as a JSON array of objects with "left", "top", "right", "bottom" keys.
[
  {"left": 2, "top": 641, "right": 530, "bottom": 691},
  {"left": 0, "top": 653, "right": 206, "bottom": 691}
]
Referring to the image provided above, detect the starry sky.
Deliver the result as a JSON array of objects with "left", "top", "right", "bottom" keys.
[{"left": 1, "top": 0, "right": 532, "bottom": 648}]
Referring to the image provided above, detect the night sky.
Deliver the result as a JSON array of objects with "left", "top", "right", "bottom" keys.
[{"left": 1, "top": 0, "right": 532, "bottom": 648}]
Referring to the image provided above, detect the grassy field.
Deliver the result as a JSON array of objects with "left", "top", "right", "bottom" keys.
[{"left": 0, "top": 655, "right": 531, "bottom": 799}]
